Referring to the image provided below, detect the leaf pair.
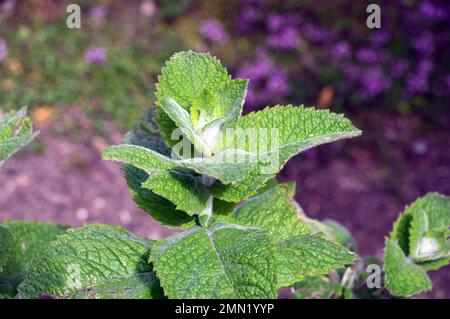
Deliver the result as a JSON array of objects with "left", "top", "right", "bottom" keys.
[
  {"left": 150, "top": 184, "right": 358, "bottom": 298},
  {"left": 384, "top": 193, "right": 450, "bottom": 297}
]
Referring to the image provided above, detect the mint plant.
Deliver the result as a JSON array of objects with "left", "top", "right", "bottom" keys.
[
  {"left": 0, "top": 52, "right": 448, "bottom": 299},
  {"left": 384, "top": 193, "right": 450, "bottom": 297}
]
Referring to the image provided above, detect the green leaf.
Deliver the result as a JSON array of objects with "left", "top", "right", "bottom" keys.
[
  {"left": 276, "top": 233, "right": 358, "bottom": 287},
  {"left": 232, "top": 182, "right": 356, "bottom": 288},
  {"left": 105, "top": 144, "right": 256, "bottom": 185},
  {"left": 0, "top": 221, "right": 68, "bottom": 298},
  {"left": 190, "top": 79, "right": 247, "bottom": 130},
  {"left": 151, "top": 222, "right": 277, "bottom": 298},
  {"left": 384, "top": 239, "right": 432, "bottom": 297},
  {"left": 293, "top": 275, "right": 342, "bottom": 299},
  {"left": 217, "top": 79, "right": 248, "bottom": 126},
  {"left": 322, "top": 220, "right": 357, "bottom": 250},
  {"left": 18, "top": 225, "right": 163, "bottom": 299},
  {"left": 124, "top": 164, "right": 195, "bottom": 228},
  {"left": 212, "top": 198, "right": 237, "bottom": 215},
  {"left": 417, "top": 257, "right": 450, "bottom": 271},
  {"left": 160, "top": 97, "right": 214, "bottom": 156},
  {"left": 69, "top": 273, "right": 163, "bottom": 299},
  {"left": 155, "top": 51, "right": 231, "bottom": 146},
  {"left": 212, "top": 105, "right": 361, "bottom": 202},
  {"left": 407, "top": 193, "right": 450, "bottom": 261},
  {"left": 121, "top": 111, "right": 195, "bottom": 227},
  {"left": 0, "top": 107, "right": 38, "bottom": 166},
  {"left": 141, "top": 170, "right": 209, "bottom": 215},
  {"left": 232, "top": 183, "right": 310, "bottom": 239},
  {"left": 1, "top": 221, "right": 68, "bottom": 275},
  {"left": 0, "top": 225, "right": 13, "bottom": 271},
  {"left": 190, "top": 89, "right": 218, "bottom": 129},
  {"left": 390, "top": 208, "right": 414, "bottom": 255}
]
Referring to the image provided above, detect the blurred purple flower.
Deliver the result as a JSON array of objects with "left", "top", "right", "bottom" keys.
[
  {"left": 420, "top": 1, "right": 446, "bottom": 20},
  {"left": 267, "top": 69, "right": 289, "bottom": 94},
  {"left": 85, "top": 47, "right": 107, "bottom": 65},
  {"left": 331, "top": 41, "right": 351, "bottom": 59},
  {"left": 407, "top": 73, "right": 429, "bottom": 94},
  {"left": 89, "top": 5, "right": 107, "bottom": 22},
  {"left": 267, "top": 14, "right": 284, "bottom": 32},
  {"left": 237, "top": 52, "right": 289, "bottom": 107},
  {"left": 417, "top": 59, "right": 434, "bottom": 74},
  {"left": 414, "top": 33, "right": 434, "bottom": 55},
  {"left": 199, "top": 19, "right": 229, "bottom": 44},
  {"left": 356, "top": 48, "right": 379, "bottom": 63},
  {"left": 303, "top": 24, "right": 328, "bottom": 43},
  {"left": 267, "top": 26, "right": 300, "bottom": 50},
  {"left": 406, "top": 59, "right": 433, "bottom": 94},
  {"left": 370, "top": 30, "right": 390, "bottom": 46},
  {"left": 359, "top": 68, "right": 391, "bottom": 99},
  {"left": 0, "top": 38, "right": 7, "bottom": 61},
  {"left": 266, "top": 13, "right": 300, "bottom": 32},
  {"left": 391, "top": 58, "right": 409, "bottom": 78}
]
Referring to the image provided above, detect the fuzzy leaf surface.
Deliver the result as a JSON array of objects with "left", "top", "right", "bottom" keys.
[
  {"left": 232, "top": 183, "right": 310, "bottom": 239},
  {"left": 105, "top": 144, "right": 256, "bottom": 185},
  {"left": 119, "top": 111, "right": 196, "bottom": 226},
  {"left": 0, "top": 225, "right": 13, "bottom": 271},
  {"left": 0, "top": 221, "right": 68, "bottom": 298},
  {"left": 0, "top": 107, "right": 37, "bottom": 166},
  {"left": 276, "top": 233, "right": 358, "bottom": 287},
  {"left": 406, "top": 193, "right": 450, "bottom": 262},
  {"left": 151, "top": 222, "right": 277, "bottom": 298},
  {"left": 212, "top": 106, "right": 361, "bottom": 202},
  {"left": 384, "top": 239, "right": 432, "bottom": 297},
  {"left": 155, "top": 51, "right": 231, "bottom": 145},
  {"left": 18, "top": 225, "right": 163, "bottom": 299}
]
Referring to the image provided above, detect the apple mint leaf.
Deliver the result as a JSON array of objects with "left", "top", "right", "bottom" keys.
[
  {"left": 125, "top": 164, "right": 195, "bottom": 227},
  {"left": 155, "top": 51, "right": 231, "bottom": 146},
  {"left": 322, "top": 220, "right": 357, "bottom": 250},
  {"left": 141, "top": 170, "right": 209, "bottom": 215},
  {"left": 122, "top": 111, "right": 195, "bottom": 227},
  {"left": 151, "top": 222, "right": 277, "bottom": 298},
  {"left": 276, "top": 233, "right": 357, "bottom": 287},
  {"left": 104, "top": 144, "right": 256, "bottom": 185},
  {"left": 0, "top": 225, "right": 13, "bottom": 271},
  {"left": 390, "top": 208, "right": 414, "bottom": 255},
  {"left": 160, "top": 97, "right": 214, "bottom": 156},
  {"left": 384, "top": 239, "right": 432, "bottom": 297},
  {"left": 293, "top": 275, "right": 342, "bottom": 299},
  {"left": 217, "top": 79, "right": 248, "bottom": 125},
  {"left": 17, "top": 225, "right": 163, "bottom": 299},
  {"left": 418, "top": 257, "right": 450, "bottom": 271},
  {"left": 213, "top": 198, "right": 237, "bottom": 215},
  {"left": 0, "top": 221, "right": 68, "bottom": 298},
  {"left": 0, "top": 107, "right": 38, "bottom": 166},
  {"left": 190, "top": 89, "right": 218, "bottom": 129},
  {"left": 212, "top": 105, "right": 361, "bottom": 202},
  {"left": 1, "top": 221, "right": 68, "bottom": 276},
  {"left": 69, "top": 273, "right": 163, "bottom": 299},
  {"left": 407, "top": 193, "right": 450, "bottom": 262},
  {"left": 232, "top": 183, "right": 310, "bottom": 239},
  {"left": 384, "top": 193, "right": 450, "bottom": 297}
]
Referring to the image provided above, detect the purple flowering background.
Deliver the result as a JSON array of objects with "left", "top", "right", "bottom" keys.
[{"left": 0, "top": 0, "right": 449, "bottom": 298}]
